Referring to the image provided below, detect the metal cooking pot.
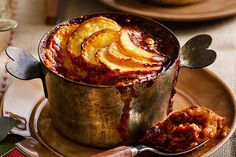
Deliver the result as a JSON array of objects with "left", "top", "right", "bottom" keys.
[{"left": 5, "top": 13, "right": 216, "bottom": 148}]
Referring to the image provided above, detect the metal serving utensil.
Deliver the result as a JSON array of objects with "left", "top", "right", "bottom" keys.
[
  {"left": 91, "top": 140, "right": 209, "bottom": 157},
  {"left": 0, "top": 19, "right": 17, "bottom": 32}
]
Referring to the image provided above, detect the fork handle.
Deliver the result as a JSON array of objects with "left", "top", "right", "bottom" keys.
[{"left": 91, "top": 146, "right": 136, "bottom": 157}]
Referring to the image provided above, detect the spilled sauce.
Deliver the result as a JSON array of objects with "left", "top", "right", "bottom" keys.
[
  {"left": 167, "top": 59, "right": 180, "bottom": 115},
  {"left": 117, "top": 86, "right": 138, "bottom": 140}
]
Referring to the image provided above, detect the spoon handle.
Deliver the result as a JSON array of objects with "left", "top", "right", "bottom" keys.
[{"left": 91, "top": 146, "right": 135, "bottom": 157}]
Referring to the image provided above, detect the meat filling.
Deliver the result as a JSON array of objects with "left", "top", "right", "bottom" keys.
[{"left": 141, "top": 105, "right": 229, "bottom": 152}]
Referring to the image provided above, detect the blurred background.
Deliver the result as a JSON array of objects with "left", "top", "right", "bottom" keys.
[{"left": 0, "top": 0, "right": 235, "bottom": 156}]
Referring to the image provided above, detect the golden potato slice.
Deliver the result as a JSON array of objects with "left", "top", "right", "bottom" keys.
[
  {"left": 98, "top": 47, "right": 162, "bottom": 73},
  {"left": 119, "top": 28, "right": 165, "bottom": 62},
  {"left": 108, "top": 42, "right": 130, "bottom": 60},
  {"left": 67, "top": 16, "right": 121, "bottom": 57},
  {"left": 53, "top": 24, "right": 79, "bottom": 52},
  {"left": 44, "top": 24, "right": 79, "bottom": 70},
  {"left": 82, "top": 29, "right": 119, "bottom": 65},
  {"left": 53, "top": 24, "right": 79, "bottom": 69},
  {"left": 108, "top": 42, "right": 161, "bottom": 65}
]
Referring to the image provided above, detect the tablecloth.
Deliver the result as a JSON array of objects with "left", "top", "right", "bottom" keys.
[{"left": 1, "top": 0, "right": 236, "bottom": 156}]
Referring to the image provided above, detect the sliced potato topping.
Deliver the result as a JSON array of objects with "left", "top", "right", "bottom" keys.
[
  {"left": 108, "top": 42, "right": 161, "bottom": 65},
  {"left": 67, "top": 16, "right": 121, "bottom": 57},
  {"left": 53, "top": 24, "right": 79, "bottom": 70},
  {"left": 44, "top": 16, "right": 168, "bottom": 85},
  {"left": 44, "top": 24, "right": 79, "bottom": 69},
  {"left": 120, "top": 27, "right": 162, "bottom": 61},
  {"left": 82, "top": 29, "right": 119, "bottom": 65},
  {"left": 98, "top": 47, "right": 162, "bottom": 73},
  {"left": 108, "top": 42, "right": 130, "bottom": 60},
  {"left": 54, "top": 24, "right": 79, "bottom": 52}
]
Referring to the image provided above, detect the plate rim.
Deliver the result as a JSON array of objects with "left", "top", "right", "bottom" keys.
[
  {"left": 99, "top": 0, "right": 236, "bottom": 21},
  {"left": 194, "top": 68, "right": 236, "bottom": 157},
  {"left": 1, "top": 68, "right": 236, "bottom": 156}
]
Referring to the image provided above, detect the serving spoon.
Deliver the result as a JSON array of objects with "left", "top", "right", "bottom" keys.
[
  {"left": 91, "top": 140, "right": 209, "bottom": 157},
  {"left": 0, "top": 19, "right": 17, "bottom": 32}
]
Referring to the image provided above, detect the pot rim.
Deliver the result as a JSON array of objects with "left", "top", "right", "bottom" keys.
[{"left": 38, "top": 12, "right": 180, "bottom": 88}]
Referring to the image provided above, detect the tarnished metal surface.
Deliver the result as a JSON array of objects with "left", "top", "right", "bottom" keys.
[
  {"left": 5, "top": 46, "right": 48, "bottom": 97},
  {"left": 44, "top": 60, "right": 178, "bottom": 147},
  {"left": 38, "top": 13, "right": 181, "bottom": 147},
  {"left": 5, "top": 46, "right": 41, "bottom": 80},
  {"left": 180, "top": 34, "right": 216, "bottom": 68}
]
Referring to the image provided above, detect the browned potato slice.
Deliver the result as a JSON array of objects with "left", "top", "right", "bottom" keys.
[
  {"left": 108, "top": 42, "right": 161, "bottom": 65},
  {"left": 82, "top": 29, "right": 119, "bottom": 65},
  {"left": 53, "top": 24, "right": 79, "bottom": 52},
  {"left": 67, "top": 16, "right": 121, "bottom": 57},
  {"left": 98, "top": 47, "right": 162, "bottom": 73},
  {"left": 45, "top": 24, "right": 79, "bottom": 70},
  {"left": 119, "top": 28, "right": 164, "bottom": 62},
  {"left": 108, "top": 42, "right": 130, "bottom": 60},
  {"left": 53, "top": 24, "right": 79, "bottom": 69}
]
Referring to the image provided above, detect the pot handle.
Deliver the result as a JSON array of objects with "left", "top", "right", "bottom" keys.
[
  {"left": 5, "top": 46, "right": 48, "bottom": 97},
  {"left": 180, "top": 34, "right": 216, "bottom": 68}
]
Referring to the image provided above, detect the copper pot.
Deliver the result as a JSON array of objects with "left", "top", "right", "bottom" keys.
[{"left": 5, "top": 13, "right": 216, "bottom": 148}]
